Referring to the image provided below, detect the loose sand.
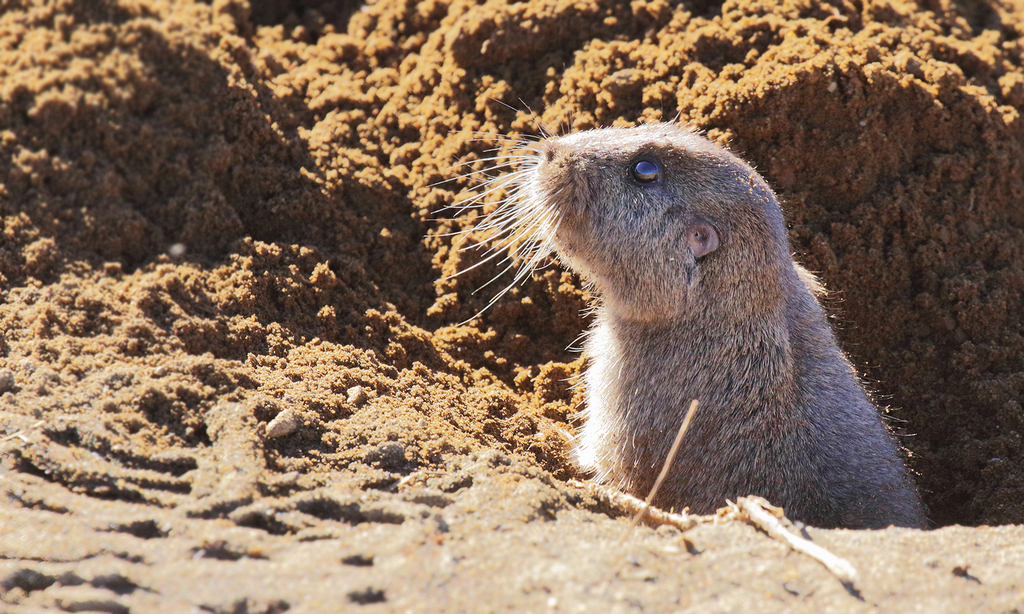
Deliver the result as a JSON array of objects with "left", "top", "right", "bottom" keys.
[{"left": 2, "top": 0, "right": 1024, "bottom": 611}]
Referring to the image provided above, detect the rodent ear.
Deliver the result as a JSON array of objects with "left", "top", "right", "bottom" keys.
[{"left": 687, "top": 222, "right": 719, "bottom": 259}]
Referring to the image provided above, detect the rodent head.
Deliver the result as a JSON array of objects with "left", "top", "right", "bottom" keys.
[{"left": 520, "top": 123, "right": 793, "bottom": 322}]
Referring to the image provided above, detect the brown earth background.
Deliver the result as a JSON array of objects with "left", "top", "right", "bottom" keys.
[{"left": 2, "top": 0, "right": 1024, "bottom": 611}]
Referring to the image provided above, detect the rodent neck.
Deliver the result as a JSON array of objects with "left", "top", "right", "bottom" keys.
[{"left": 590, "top": 279, "right": 798, "bottom": 415}]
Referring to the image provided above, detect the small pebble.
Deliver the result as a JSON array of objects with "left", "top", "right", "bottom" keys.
[
  {"left": 0, "top": 369, "right": 15, "bottom": 393},
  {"left": 264, "top": 410, "right": 300, "bottom": 439},
  {"left": 271, "top": 471, "right": 300, "bottom": 487},
  {"left": 365, "top": 442, "right": 406, "bottom": 468},
  {"left": 347, "top": 385, "right": 369, "bottom": 406}
]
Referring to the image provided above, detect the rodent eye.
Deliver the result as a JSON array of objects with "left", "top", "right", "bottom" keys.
[{"left": 631, "top": 159, "right": 661, "bottom": 184}]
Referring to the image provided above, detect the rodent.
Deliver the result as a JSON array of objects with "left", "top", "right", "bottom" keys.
[{"left": 472, "top": 122, "right": 926, "bottom": 529}]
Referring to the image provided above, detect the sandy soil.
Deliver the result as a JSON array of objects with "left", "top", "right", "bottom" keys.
[{"left": 2, "top": 0, "right": 1024, "bottom": 611}]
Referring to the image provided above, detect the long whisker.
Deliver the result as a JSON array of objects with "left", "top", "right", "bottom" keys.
[{"left": 433, "top": 131, "right": 566, "bottom": 322}]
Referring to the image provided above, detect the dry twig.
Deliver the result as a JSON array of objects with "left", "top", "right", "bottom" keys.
[
  {"left": 735, "top": 496, "right": 859, "bottom": 586},
  {"left": 0, "top": 420, "right": 45, "bottom": 444},
  {"left": 623, "top": 399, "right": 700, "bottom": 538},
  {"left": 572, "top": 479, "right": 712, "bottom": 532}
]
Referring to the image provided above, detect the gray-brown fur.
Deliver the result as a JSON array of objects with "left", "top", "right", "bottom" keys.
[{"left": 484, "top": 122, "right": 925, "bottom": 529}]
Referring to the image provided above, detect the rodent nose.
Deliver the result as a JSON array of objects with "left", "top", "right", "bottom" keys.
[{"left": 541, "top": 142, "right": 556, "bottom": 162}]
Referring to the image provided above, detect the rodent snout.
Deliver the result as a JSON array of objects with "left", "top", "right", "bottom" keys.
[
  {"left": 531, "top": 141, "right": 577, "bottom": 195},
  {"left": 541, "top": 142, "right": 556, "bottom": 162}
]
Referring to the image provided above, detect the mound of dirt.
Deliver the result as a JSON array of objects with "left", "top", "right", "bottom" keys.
[{"left": 2, "top": 0, "right": 1024, "bottom": 611}]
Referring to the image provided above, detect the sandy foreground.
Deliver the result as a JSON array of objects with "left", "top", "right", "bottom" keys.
[{"left": 2, "top": 0, "right": 1024, "bottom": 611}]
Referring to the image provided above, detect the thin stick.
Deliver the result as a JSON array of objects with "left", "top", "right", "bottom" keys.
[
  {"left": 736, "top": 496, "right": 859, "bottom": 586},
  {"left": 621, "top": 399, "right": 700, "bottom": 541},
  {"left": 0, "top": 421, "right": 45, "bottom": 443},
  {"left": 575, "top": 481, "right": 703, "bottom": 531}
]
